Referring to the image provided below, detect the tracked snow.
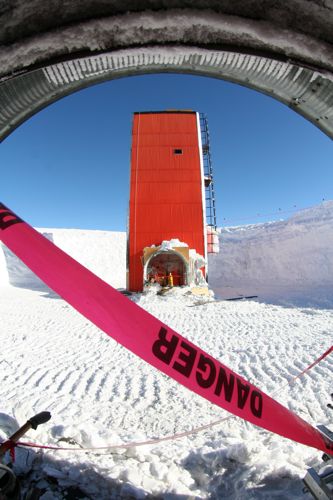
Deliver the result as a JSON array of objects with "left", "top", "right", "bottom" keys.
[{"left": 0, "top": 202, "right": 332, "bottom": 499}]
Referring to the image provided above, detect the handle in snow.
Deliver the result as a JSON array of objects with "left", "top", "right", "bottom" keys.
[
  {"left": 28, "top": 411, "right": 52, "bottom": 430},
  {"left": 0, "top": 203, "right": 332, "bottom": 454},
  {"left": 0, "top": 410, "right": 51, "bottom": 458}
]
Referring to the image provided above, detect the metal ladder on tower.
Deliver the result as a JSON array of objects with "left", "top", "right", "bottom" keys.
[{"left": 199, "top": 113, "right": 217, "bottom": 230}]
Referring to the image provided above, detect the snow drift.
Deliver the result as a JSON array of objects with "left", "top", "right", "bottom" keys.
[
  {"left": 1, "top": 201, "right": 332, "bottom": 307},
  {"left": 209, "top": 201, "right": 333, "bottom": 307},
  {"left": 0, "top": 228, "right": 126, "bottom": 291}
]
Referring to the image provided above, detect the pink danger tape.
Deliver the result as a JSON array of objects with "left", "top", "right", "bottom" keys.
[{"left": 0, "top": 203, "right": 332, "bottom": 454}]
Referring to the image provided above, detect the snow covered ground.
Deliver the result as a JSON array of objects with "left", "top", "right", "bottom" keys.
[
  {"left": 0, "top": 202, "right": 332, "bottom": 499},
  {"left": 209, "top": 201, "right": 333, "bottom": 309}
]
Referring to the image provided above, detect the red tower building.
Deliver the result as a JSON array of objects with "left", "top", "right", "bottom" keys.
[{"left": 128, "top": 110, "right": 217, "bottom": 292}]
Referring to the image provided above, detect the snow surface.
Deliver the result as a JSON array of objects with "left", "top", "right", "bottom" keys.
[
  {"left": 0, "top": 228, "right": 126, "bottom": 291},
  {"left": 209, "top": 201, "right": 333, "bottom": 309},
  {"left": 0, "top": 202, "right": 332, "bottom": 499}
]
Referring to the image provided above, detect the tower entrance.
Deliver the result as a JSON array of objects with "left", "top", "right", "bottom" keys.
[{"left": 145, "top": 250, "right": 187, "bottom": 287}]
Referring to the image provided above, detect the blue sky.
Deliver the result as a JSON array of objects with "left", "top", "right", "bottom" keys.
[{"left": 1, "top": 73, "right": 332, "bottom": 231}]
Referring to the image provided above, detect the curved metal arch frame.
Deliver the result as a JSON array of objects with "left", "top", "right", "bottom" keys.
[{"left": 0, "top": 46, "right": 333, "bottom": 143}]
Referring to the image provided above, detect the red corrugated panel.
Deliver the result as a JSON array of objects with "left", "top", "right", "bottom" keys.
[{"left": 128, "top": 112, "right": 205, "bottom": 291}]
